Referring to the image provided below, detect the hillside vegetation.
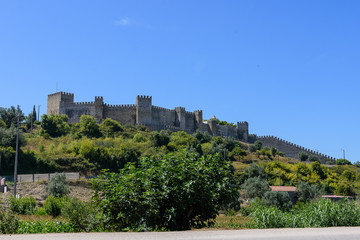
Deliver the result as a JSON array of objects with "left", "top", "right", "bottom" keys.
[{"left": 1, "top": 108, "right": 360, "bottom": 232}]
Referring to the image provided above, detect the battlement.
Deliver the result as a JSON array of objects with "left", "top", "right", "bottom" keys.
[
  {"left": 237, "top": 121, "right": 248, "bottom": 125},
  {"left": 175, "top": 107, "right": 186, "bottom": 111},
  {"left": 105, "top": 104, "right": 136, "bottom": 109},
  {"left": 48, "top": 91, "right": 74, "bottom": 97},
  {"left": 74, "top": 101, "right": 94, "bottom": 105},
  {"left": 152, "top": 105, "right": 173, "bottom": 112},
  {"left": 137, "top": 95, "right": 152, "bottom": 99}
]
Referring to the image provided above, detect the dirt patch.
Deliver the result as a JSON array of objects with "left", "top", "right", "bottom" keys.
[{"left": 0, "top": 179, "right": 93, "bottom": 206}]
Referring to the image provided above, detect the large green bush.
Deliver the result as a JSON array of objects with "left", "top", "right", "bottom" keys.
[
  {"left": 62, "top": 198, "right": 99, "bottom": 232},
  {"left": 92, "top": 150, "right": 239, "bottom": 231}
]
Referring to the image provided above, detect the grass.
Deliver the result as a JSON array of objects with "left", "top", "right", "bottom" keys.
[{"left": 209, "top": 215, "right": 250, "bottom": 229}]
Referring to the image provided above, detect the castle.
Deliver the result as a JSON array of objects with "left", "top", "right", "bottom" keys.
[{"left": 47, "top": 91, "right": 336, "bottom": 163}]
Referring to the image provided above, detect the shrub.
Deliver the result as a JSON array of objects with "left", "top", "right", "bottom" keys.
[
  {"left": 254, "top": 141, "right": 262, "bottom": 150},
  {"left": 92, "top": 150, "right": 239, "bottom": 231},
  {"left": 298, "top": 152, "right": 309, "bottom": 161},
  {"left": 45, "top": 173, "right": 70, "bottom": 197},
  {"left": 62, "top": 198, "right": 99, "bottom": 232},
  {"left": 336, "top": 158, "right": 352, "bottom": 165},
  {"left": 133, "top": 133, "right": 146, "bottom": 143},
  {"left": 8, "top": 196, "right": 37, "bottom": 215},
  {"left": 0, "top": 211, "right": 19, "bottom": 234},
  {"left": 248, "top": 144, "right": 257, "bottom": 153},
  {"left": 308, "top": 155, "right": 319, "bottom": 162},
  {"left": 43, "top": 195, "right": 67, "bottom": 217}
]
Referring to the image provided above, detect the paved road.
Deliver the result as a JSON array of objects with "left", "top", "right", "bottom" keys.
[{"left": 1, "top": 227, "right": 360, "bottom": 240}]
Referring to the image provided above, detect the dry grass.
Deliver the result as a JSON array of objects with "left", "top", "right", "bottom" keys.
[{"left": 210, "top": 215, "right": 250, "bottom": 229}]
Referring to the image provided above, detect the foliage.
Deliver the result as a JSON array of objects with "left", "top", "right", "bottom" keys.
[
  {"left": 17, "top": 220, "right": 74, "bottom": 234},
  {"left": 0, "top": 126, "right": 26, "bottom": 148},
  {"left": 62, "top": 198, "right": 99, "bottom": 232},
  {"left": 99, "top": 118, "right": 123, "bottom": 137},
  {"left": 43, "top": 195, "right": 67, "bottom": 217},
  {"left": 262, "top": 191, "right": 292, "bottom": 209},
  {"left": 336, "top": 158, "right": 352, "bottom": 165},
  {"left": 229, "top": 146, "right": 247, "bottom": 161},
  {"left": 242, "top": 177, "right": 270, "bottom": 199},
  {"left": 254, "top": 141, "right": 262, "bottom": 150},
  {"left": 298, "top": 152, "right": 308, "bottom": 161},
  {"left": 249, "top": 199, "right": 360, "bottom": 228},
  {"left": 243, "top": 164, "right": 267, "bottom": 180},
  {"left": 0, "top": 211, "right": 19, "bottom": 234},
  {"left": 248, "top": 144, "right": 257, "bottom": 153},
  {"left": 45, "top": 173, "right": 70, "bottom": 197},
  {"left": 92, "top": 150, "right": 239, "bottom": 231},
  {"left": 151, "top": 130, "right": 170, "bottom": 147},
  {"left": 295, "top": 181, "right": 320, "bottom": 202},
  {"left": 79, "top": 115, "right": 101, "bottom": 138},
  {"left": 193, "top": 130, "right": 211, "bottom": 144},
  {"left": 41, "top": 114, "right": 70, "bottom": 138},
  {"left": 308, "top": 155, "right": 319, "bottom": 162},
  {"left": 8, "top": 196, "right": 37, "bottom": 215},
  {"left": 0, "top": 106, "right": 24, "bottom": 128}
]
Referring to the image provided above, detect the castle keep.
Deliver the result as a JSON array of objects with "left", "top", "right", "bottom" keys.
[{"left": 47, "top": 91, "right": 336, "bottom": 163}]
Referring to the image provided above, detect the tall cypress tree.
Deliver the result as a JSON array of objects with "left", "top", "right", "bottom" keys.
[{"left": 32, "top": 105, "right": 37, "bottom": 122}]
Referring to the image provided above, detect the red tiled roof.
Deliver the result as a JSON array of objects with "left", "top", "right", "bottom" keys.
[{"left": 270, "top": 186, "right": 296, "bottom": 192}]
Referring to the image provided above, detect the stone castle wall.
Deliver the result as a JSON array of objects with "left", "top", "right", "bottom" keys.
[
  {"left": 256, "top": 136, "right": 336, "bottom": 163},
  {"left": 47, "top": 91, "right": 336, "bottom": 162}
]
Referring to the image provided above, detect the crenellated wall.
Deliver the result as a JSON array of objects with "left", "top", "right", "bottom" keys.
[
  {"left": 104, "top": 104, "right": 136, "bottom": 125},
  {"left": 47, "top": 91, "right": 337, "bottom": 162},
  {"left": 256, "top": 135, "right": 336, "bottom": 163}
]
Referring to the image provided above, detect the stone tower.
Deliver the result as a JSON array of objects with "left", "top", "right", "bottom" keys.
[{"left": 136, "top": 95, "right": 152, "bottom": 125}]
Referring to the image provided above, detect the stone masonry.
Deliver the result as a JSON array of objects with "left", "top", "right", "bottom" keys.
[{"left": 47, "top": 91, "right": 336, "bottom": 163}]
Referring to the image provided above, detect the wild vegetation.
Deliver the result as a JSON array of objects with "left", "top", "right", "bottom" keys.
[{"left": 1, "top": 106, "right": 360, "bottom": 233}]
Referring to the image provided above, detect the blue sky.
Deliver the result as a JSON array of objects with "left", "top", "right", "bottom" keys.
[{"left": 1, "top": 1, "right": 359, "bottom": 162}]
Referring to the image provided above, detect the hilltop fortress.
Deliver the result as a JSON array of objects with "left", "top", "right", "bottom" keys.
[{"left": 47, "top": 91, "right": 336, "bottom": 163}]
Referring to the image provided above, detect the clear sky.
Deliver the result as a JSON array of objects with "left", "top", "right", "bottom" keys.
[{"left": 1, "top": 1, "right": 359, "bottom": 162}]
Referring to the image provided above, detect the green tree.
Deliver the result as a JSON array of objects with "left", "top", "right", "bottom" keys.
[
  {"left": 262, "top": 191, "right": 292, "bottom": 209},
  {"left": 99, "top": 118, "right": 123, "bottom": 137},
  {"left": 79, "top": 115, "right": 101, "bottom": 138},
  {"left": 298, "top": 152, "right": 309, "bottom": 161},
  {"left": 336, "top": 158, "right": 352, "bottom": 165},
  {"left": 0, "top": 127, "right": 26, "bottom": 149},
  {"left": 41, "top": 114, "right": 70, "bottom": 137},
  {"left": 91, "top": 150, "right": 239, "bottom": 230},
  {"left": 244, "top": 164, "right": 268, "bottom": 180},
  {"left": 45, "top": 172, "right": 70, "bottom": 197},
  {"left": 193, "top": 130, "right": 211, "bottom": 144},
  {"left": 242, "top": 177, "right": 270, "bottom": 199},
  {"left": 0, "top": 106, "right": 24, "bottom": 128},
  {"left": 296, "top": 181, "right": 320, "bottom": 202},
  {"left": 152, "top": 130, "right": 170, "bottom": 147},
  {"left": 254, "top": 140, "right": 263, "bottom": 150}
]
